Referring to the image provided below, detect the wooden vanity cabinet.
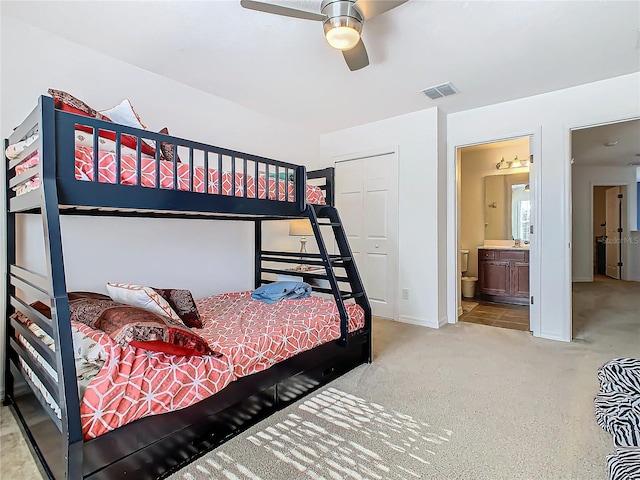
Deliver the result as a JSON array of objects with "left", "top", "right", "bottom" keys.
[{"left": 478, "top": 249, "right": 530, "bottom": 305}]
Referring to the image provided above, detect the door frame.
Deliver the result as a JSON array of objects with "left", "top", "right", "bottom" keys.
[
  {"left": 333, "top": 146, "right": 399, "bottom": 321},
  {"left": 566, "top": 115, "right": 639, "bottom": 339},
  {"left": 588, "top": 183, "right": 628, "bottom": 282},
  {"left": 447, "top": 129, "right": 542, "bottom": 337}
]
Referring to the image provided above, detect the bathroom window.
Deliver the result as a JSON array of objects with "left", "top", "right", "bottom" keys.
[{"left": 512, "top": 184, "right": 531, "bottom": 242}]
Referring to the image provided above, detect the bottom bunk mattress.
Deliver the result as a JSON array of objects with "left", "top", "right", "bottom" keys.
[
  {"left": 14, "top": 291, "right": 364, "bottom": 440},
  {"left": 195, "top": 292, "right": 365, "bottom": 378}
]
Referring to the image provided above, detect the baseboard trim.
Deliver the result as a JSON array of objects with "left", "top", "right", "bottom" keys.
[
  {"left": 541, "top": 331, "right": 570, "bottom": 342},
  {"left": 398, "top": 315, "right": 441, "bottom": 329},
  {"left": 438, "top": 315, "right": 448, "bottom": 327},
  {"left": 572, "top": 276, "right": 592, "bottom": 283}
]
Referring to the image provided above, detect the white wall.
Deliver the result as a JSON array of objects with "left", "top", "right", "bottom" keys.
[
  {"left": 436, "top": 109, "right": 448, "bottom": 324},
  {"left": 317, "top": 108, "right": 447, "bottom": 328},
  {"left": 571, "top": 166, "right": 639, "bottom": 282},
  {"left": 0, "top": 18, "right": 319, "bottom": 394},
  {"left": 448, "top": 72, "right": 640, "bottom": 342},
  {"left": 460, "top": 143, "right": 530, "bottom": 277},
  {"left": 628, "top": 232, "right": 640, "bottom": 282}
]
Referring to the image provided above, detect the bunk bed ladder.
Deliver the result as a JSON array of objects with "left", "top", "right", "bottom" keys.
[{"left": 305, "top": 205, "right": 371, "bottom": 347}]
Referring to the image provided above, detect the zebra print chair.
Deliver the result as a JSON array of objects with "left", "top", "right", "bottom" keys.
[{"left": 594, "top": 358, "right": 640, "bottom": 480}]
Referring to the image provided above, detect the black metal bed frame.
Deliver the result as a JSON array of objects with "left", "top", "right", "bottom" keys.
[{"left": 3, "top": 96, "right": 371, "bottom": 479}]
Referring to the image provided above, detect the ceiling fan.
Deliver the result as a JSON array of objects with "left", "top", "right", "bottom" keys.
[{"left": 240, "top": 0, "right": 408, "bottom": 71}]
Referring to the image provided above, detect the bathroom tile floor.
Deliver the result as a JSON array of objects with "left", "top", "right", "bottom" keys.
[{"left": 459, "top": 300, "right": 530, "bottom": 331}]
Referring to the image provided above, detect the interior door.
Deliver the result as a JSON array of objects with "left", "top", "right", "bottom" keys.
[
  {"left": 605, "top": 187, "right": 621, "bottom": 279},
  {"left": 335, "top": 153, "right": 398, "bottom": 320}
]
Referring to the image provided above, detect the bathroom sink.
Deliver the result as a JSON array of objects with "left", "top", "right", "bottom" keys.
[{"left": 480, "top": 244, "right": 529, "bottom": 250}]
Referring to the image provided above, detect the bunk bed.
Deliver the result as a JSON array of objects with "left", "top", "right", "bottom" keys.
[{"left": 4, "top": 95, "right": 371, "bottom": 480}]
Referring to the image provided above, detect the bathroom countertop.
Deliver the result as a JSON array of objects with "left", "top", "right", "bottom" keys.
[{"left": 478, "top": 245, "right": 530, "bottom": 250}]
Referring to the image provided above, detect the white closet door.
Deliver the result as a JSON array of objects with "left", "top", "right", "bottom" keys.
[{"left": 335, "top": 153, "right": 398, "bottom": 320}]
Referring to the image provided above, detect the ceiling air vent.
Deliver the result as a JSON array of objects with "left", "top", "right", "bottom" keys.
[{"left": 421, "top": 82, "right": 459, "bottom": 100}]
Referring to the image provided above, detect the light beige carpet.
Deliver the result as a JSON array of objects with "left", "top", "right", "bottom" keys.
[
  {"left": 1, "top": 277, "right": 638, "bottom": 479},
  {"left": 170, "top": 278, "right": 639, "bottom": 480}
]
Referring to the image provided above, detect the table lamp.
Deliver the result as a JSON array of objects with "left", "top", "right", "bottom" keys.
[{"left": 289, "top": 219, "right": 313, "bottom": 271}]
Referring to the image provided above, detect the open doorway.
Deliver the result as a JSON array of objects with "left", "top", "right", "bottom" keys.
[
  {"left": 456, "top": 137, "right": 532, "bottom": 332},
  {"left": 571, "top": 118, "right": 640, "bottom": 338},
  {"left": 593, "top": 185, "right": 627, "bottom": 280}
]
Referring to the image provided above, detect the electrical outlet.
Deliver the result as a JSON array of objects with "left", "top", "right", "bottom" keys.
[{"left": 402, "top": 288, "right": 409, "bottom": 300}]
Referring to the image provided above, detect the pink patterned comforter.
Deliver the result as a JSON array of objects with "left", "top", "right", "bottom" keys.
[
  {"left": 75, "top": 321, "right": 234, "bottom": 440},
  {"left": 78, "top": 292, "right": 364, "bottom": 439},
  {"left": 196, "top": 292, "right": 365, "bottom": 378},
  {"left": 14, "top": 146, "right": 326, "bottom": 204}
]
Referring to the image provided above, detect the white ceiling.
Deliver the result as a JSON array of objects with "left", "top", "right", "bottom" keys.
[
  {"left": 572, "top": 119, "right": 640, "bottom": 168},
  {"left": 3, "top": 0, "right": 640, "bottom": 134}
]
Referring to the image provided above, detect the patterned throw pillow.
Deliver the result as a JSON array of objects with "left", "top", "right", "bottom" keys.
[
  {"left": 158, "top": 127, "right": 182, "bottom": 164},
  {"left": 10, "top": 296, "right": 108, "bottom": 363},
  {"left": 48, "top": 88, "right": 108, "bottom": 120},
  {"left": 68, "top": 296, "right": 213, "bottom": 355},
  {"left": 48, "top": 89, "right": 156, "bottom": 157},
  {"left": 152, "top": 288, "right": 202, "bottom": 328},
  {"left": 129, "top": 339, "right": 204, "bottom": 357},
  {"left": 106, "top": 283, "right": 182, "bottom": 323}
]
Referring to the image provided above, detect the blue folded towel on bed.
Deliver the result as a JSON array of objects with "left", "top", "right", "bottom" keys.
[{"left": 251, "top": 281, "right": 312, "bottom": 304}]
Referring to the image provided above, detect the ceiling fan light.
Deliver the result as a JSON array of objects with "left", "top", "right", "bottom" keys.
[{"left": 325, "top": 25, "right": 360, "bottom": 50}]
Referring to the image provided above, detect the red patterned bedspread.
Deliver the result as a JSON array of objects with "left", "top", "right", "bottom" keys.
[
  {"left": 16, "top": 146, "right": 326, "bottom": 204},
  {"left": 77, "top": 292, "right": 364, "bottom": 439},
  {"left": 195, "top": 292, "right": 365, "bottom": 378},
  {"left": 75, "top": 321, "right": 234, "bottom": 440}
]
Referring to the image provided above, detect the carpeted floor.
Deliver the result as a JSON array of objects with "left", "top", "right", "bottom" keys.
[
  {"left": 1, "top": 276, "right": 638, "bottom": 479},
  {"left": 171, "top": 277, "right": 639, "bottom": 480}
]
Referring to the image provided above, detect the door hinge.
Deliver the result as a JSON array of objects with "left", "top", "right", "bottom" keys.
[
  {"left": 618, "top": 262, "right": 623, "bottom": 267},
  {"left": 618, "top": 193, "right": 623, "bottom": 198},
  {"left": 530, "top": 296, "right": 534, "bottom": 305},
  {"left": 529, "top": 154, "right": 533, "bottom": 164},
  {"left": 618, "top": 227, "right": 623, "bottom": 233},
  {"left": 529, "top": 225, "right": 534, "bottom": 235}
]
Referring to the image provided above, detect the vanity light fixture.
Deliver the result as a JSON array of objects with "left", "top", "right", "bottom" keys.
[{"left": 496, "top": 155, "right": 529, "bottom": 170}]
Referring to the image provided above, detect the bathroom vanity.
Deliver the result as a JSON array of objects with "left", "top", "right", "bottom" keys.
[{"left": 477, "top": 247, "right": 530, "bottom": 305}]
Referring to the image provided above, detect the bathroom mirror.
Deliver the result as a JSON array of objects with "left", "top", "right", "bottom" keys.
[{"left": 484, "top": 172, "right": 531, "bottom": 241}]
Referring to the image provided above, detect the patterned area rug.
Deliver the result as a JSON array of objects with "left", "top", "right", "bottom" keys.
[{"left": 170, "top": 387, "right": 453, "bottom": 480}]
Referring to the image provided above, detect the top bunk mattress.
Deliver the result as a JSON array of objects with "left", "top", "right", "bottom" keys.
[{"left": 14, "top": 146, "right": 326, "bottom": 205}]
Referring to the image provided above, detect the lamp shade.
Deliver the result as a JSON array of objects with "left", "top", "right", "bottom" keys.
[{"left": 289, "top": 219, "right": 313, "bottom": 236}]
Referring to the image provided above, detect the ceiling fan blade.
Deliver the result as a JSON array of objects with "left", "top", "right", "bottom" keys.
[
  {"left": 353, "top": 0, "right": 408, "bottom": 20},
  {"left": 240, "top": 0, "right": 326, "bottom": 21},
  {"left": 342, "top": 39, "right": 369, "bottom": 71}
]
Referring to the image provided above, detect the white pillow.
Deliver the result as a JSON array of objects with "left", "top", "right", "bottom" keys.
[
  {"left": 100, "top": 99, "right": 146, "bottom": 129},
  {"left": 99, "top": 99, "right": 155, "bottom": 151},
  {"left": 5, "top": 134, "right": 39, "bottom": 160},
  {"left": 106, "top": 283, "right": 182, "bottom": 322}
]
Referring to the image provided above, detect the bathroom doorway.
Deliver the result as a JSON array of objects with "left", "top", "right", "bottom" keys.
[{"left": 457, "top": 137, "right": 532, "bottom": 332}]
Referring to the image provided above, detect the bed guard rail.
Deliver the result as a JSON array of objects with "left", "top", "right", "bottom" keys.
[{"left": 6, "top": 96, "right": 310, "bottom": 217}]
